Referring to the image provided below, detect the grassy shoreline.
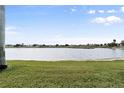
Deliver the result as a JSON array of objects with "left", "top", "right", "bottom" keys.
[{"left": 1, "top": 60, "right": 124, "bottom": 88}]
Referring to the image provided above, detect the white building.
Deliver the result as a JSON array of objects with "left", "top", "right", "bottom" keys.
[{"left": 120, "top": 40, "right": 124, "bottom": 48}]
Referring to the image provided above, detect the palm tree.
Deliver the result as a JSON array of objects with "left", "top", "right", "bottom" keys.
[
  {"left": 112, "top": 39, "right": 117, "bottom": 47},
  {"left": 113, "top": 39, "right": 116, "bottom": 43}
]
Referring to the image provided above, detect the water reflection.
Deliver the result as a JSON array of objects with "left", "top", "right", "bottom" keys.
[{"left": 5, "top": 48, "right": 124, "bottom": 61}]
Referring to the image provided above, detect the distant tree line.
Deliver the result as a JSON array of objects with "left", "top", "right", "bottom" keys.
[{"left": 5, "top": 39, "right": 124, "bottom": 49}]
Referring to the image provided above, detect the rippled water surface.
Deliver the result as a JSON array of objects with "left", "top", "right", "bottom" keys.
[{"left": 5, "top": 48, "right": 124, "bottom": 61}]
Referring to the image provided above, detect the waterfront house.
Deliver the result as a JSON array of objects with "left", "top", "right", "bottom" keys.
[{"left": 120, "top": 40, "right": 124, "bottom": 48}]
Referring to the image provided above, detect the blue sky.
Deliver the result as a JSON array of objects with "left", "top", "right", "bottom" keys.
[{"left": 5, "top": 5, "right": 124, "bottom": 44}]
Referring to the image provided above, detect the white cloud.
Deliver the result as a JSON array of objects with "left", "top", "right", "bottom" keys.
[
  {"left": 98, "top": 10, "right": 105, "bottom": 13},
  {"left": 5, "top": 26, "right": 19, "bottom": 35},
  {"left": 107, "top": 10, "right": 117, "bottom": 13},
  {"left": 88, "top": 9, "right": 118, "bottom": 14},
  {"left": 71, "top": 8, "right": 76, "bottom": 12},
  {"left": 6, "top": 30, "right": 18, "bottom": 35},
  {"left": 54, "top": 34, "right": 63, "bottom": 39},
  {"left": 121, "top": 6, "right": 124, "bottom": 12},
  {"left": 92, "top": 16, "right": 122, "bottom": 25},
  {"left": 6, "top": 26, "right": 17, "bottom": 31},
  {"left": 88, "top": 10, "right": 96, "bottom": 14},
  {"left": 69, "top": 7, "right": 77, "bottom": 14},
  {"left": 92, "top": 17, "right": 105, "bottom": 24}
]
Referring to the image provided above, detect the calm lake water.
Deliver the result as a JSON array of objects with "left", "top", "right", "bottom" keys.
[{"left": 5, "top": 48, "right": 124, "bottom": 61}]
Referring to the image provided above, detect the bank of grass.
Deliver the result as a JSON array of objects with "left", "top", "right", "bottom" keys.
[{"left": 1, "top": 60, "right": 124, "bottom": 88}]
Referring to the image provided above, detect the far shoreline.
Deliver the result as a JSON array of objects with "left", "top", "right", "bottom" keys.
[
  {"left": 5, "top": 47, "right": 124, "bottom": 50},
  {"left": 6, "top": 57, "right": 124, "bottom": 62}
]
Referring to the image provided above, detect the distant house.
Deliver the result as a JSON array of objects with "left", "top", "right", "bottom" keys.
[{"left": 120, "top": 40, "right": 124, "bottom": 47}]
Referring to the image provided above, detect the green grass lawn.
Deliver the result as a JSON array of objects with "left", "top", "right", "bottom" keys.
[{"left": 1, "top": 60, "right": 124, "bottom": 88}]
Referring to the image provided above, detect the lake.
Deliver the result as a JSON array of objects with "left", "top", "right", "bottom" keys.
[{"left": 5, "top": 48, "right": 124, "bottom": 61}]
